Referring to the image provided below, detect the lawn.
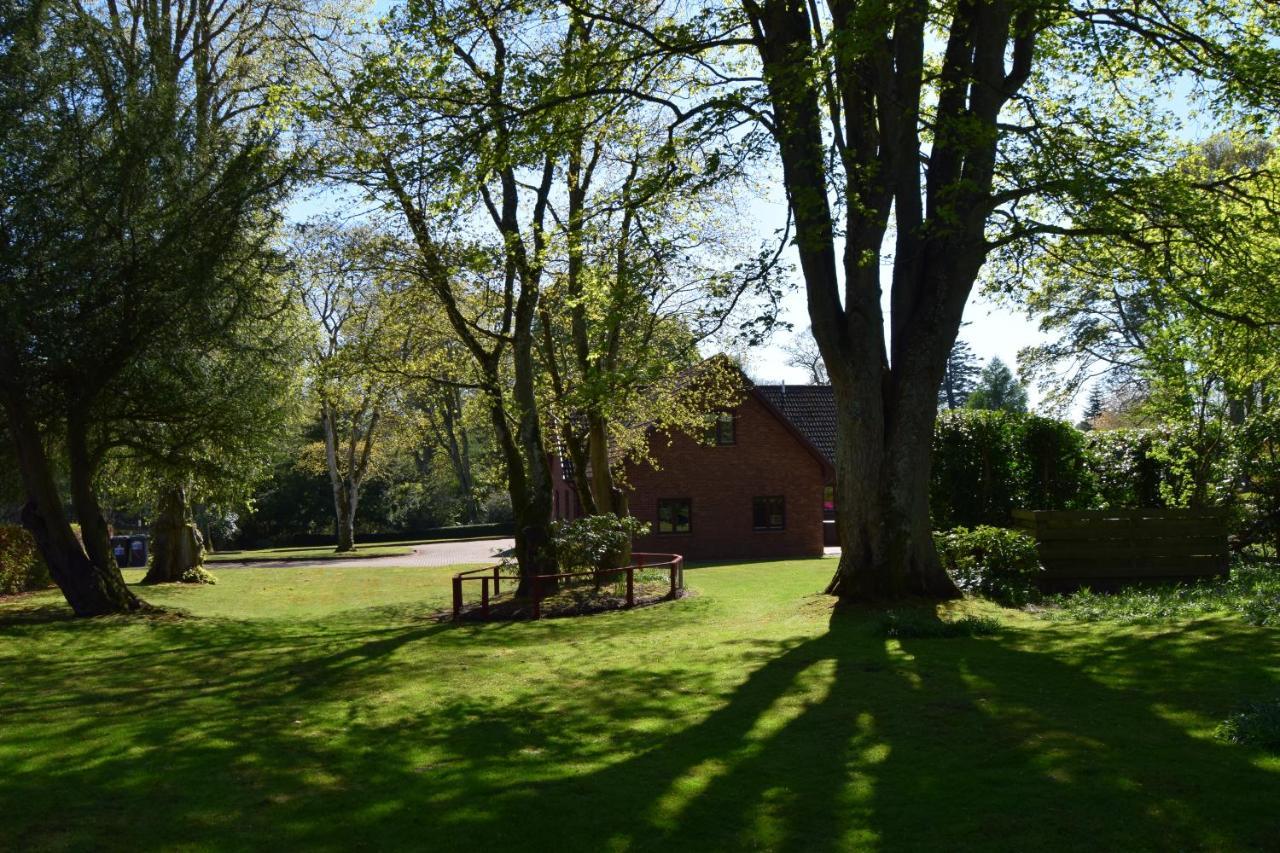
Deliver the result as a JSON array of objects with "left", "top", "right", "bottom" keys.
[
  {"left": 203, "top": 544, "right": 417, "bottom": 563},
  {"left": 2, "top": 560, "right": 1278, "bottom": 852}
]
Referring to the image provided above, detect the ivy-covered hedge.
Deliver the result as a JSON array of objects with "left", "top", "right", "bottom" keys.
[{"left": 0, "top": 524, "right": 53, "bottom": 596}]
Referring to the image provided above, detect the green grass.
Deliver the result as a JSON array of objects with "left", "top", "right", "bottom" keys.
[
  {"left": 204, "top": 534, "right": 514, "bottom": 563},
  {"left": 2, "top": 559, "right": 1279, "bottom": 851},
  {"left": 204, "top": 544, "right": 416, "bottom": 562},
  {"left": 1042, "top": 559, "right": 1280, "bottom": 626}
]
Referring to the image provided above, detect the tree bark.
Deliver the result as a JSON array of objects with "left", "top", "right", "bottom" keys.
[
  {"left": 144, "top": 484, "right": 207, "bottom": 583},
  {"left": 744, "top": 0, "right": 994, "bottom": 601},
  {"left": 2, "top": 396, "right": 144, "bottom": 615},
  {"left": 321, "top": 401, "right": 370, "bottom": 553},
  {"left": 65, "top": 412, "right": 115, "bottom": 575}
]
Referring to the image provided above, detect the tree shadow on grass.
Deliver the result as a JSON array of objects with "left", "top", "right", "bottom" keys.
[{"left": 1, "top": 598, "right": 1278, "bottom": 851}]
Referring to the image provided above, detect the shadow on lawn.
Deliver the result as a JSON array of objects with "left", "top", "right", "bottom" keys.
[{"left": 2, "top": 599, "right": 1278, "bottom": 851}]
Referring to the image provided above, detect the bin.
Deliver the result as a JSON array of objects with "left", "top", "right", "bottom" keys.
[{"left": 128, "top": 535, "right": 148, "bottom": 568}]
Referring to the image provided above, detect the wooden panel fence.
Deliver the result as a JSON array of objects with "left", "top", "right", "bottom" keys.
[{"left": 1012, "top": 508, "right": 1230, "bottom": 589}]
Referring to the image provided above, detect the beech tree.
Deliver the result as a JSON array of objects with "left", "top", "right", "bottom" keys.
[{"left": 569, "top": 0, "right": 1280, "bottom": 599}]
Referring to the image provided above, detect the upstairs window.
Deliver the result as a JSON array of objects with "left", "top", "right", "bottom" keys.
[
  {"left": 658, "top": 498, "right": 692, "bottom": 534},
  {"left": 753, "top": 496, "right": 786, "bottom": 531},
  {"left": 706, "top": 411, "right": 736, "bottom": 446}
]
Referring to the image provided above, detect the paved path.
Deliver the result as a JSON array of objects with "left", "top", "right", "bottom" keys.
[{"left": 218, "top": 537, "right": 515, "bottom": 570}]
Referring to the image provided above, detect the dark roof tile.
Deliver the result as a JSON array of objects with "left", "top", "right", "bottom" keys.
[{"left": 754, "top": 384, "right": 836, "bottom": 465}]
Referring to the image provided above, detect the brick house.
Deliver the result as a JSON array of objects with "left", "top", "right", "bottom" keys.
[{"left": 553, "top": 380, "right": 839, "bottom": 561}]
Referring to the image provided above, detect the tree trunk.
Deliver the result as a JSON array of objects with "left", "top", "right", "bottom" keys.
[
  {"left": 560, "top": 423, "right": 597, "bottom": 517},
  {"left": 334, "top": 488, "right": 357, "bottom": 552},
  {"left": 587, "top": 414, "right": 617, "bottom": 515},
  {"left": 439, "top": 388, "right": 483, "bottom": 523},
  {"left": 65, "top": 413, "right": 115, "bottom": 574},
  {"left": 2, "top": 396, "right": 144, "bottom": 615},
  {"left": 145, "top": 485, "right": 207, "bottom": 583},
  {"left": 824, "top": 375, "right": 959, "bottom": 600},
  {"left": 321, "top": 402, "right": 361, "bottom": 552}
]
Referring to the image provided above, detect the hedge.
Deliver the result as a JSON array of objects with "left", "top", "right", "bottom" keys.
[
  {"left": 929, "top": 410, "right": 1280, "bottom": 551},
  {"left": 0, "top": 524, "right": 53, "bottom": 596}
]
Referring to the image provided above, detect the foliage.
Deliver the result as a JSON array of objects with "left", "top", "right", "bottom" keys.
[
  {"left": 179, "top": 566, "right": 218, "bottom": 585},
  {"left": 932, "top": 411, "right": 1090, "bottom": 528},
  {"left": 552, "top": 514, "right": 650, "bottom": 572},
  {"left": 1214, "top": 699, "right": 1280, "bottom": 752},
  {"left": 1043, "top": 559, "right": 1280, "bottom": 626},
  {"left": 0, "top": 524, "right": 52, "bottom": 595},
  {"left": 933, "top": 526, "right": 1043, "bottom": 606},
  {"left": 965, "top": 359, "right": 1028, "bottom": 414}
]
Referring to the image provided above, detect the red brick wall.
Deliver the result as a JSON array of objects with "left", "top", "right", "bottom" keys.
[{"left": 624, "top": 393, "right": 826, "bottom": 561}]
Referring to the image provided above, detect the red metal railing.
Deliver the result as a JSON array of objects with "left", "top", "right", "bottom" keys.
[{"left": 451, "top": 552, "right": 684, "bottom": 621}]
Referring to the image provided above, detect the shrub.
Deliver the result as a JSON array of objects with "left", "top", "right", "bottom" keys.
[
  {"left": 0, "top": 524, "right": 53, "bottom": 596},
  {"left": 551, "top": 514, "right": 651, "bottom": 572},
  {"left": 934, "top": 525, "right": 1042, "bottom": 605},
  {"left": 1215, "top": 698, "right": 1280, "bottom": 752}
]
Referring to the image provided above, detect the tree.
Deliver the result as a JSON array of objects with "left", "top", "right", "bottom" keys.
[
  {"left": 938, "top": 339, "right": 981, "bottom": 410},
  {"left": 0, "top": 0, "right": 307, "bottom": 614},
  {"left": 574, "top": 0, "right": 1280, "bottom": 599},
  {"left": 785, "top": 327, "right": 829, "bottom": 384},
  {"left": 291, "top": 222, "right": 410, "bottom": 553},
  {"left": 1079, "top": 385, "right": 1106, "bottom": 429},
  {"left": 967, "top": 359, "right": 1029, "bottom": 414}
]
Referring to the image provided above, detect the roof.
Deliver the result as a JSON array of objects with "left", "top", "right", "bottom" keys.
[{"left": 753, "top": 384, "right": 837, "bottom": 466}]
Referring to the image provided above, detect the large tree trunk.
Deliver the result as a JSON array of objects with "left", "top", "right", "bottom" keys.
[
  {"left": 145, "top": 484, "right": 207, "bottom": 583},
  {"left": 2, "top": 397, "right": 144, "bottom": 615},
  {"left": 825, "top": 369, "right": 959, "bottom": 599}
]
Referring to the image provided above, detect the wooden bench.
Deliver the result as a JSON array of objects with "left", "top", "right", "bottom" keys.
[{"left": 1012, "top": 508, "right": 1230, "bottom": 590}]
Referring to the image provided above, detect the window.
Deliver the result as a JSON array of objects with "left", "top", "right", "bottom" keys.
[
  {"left": 753, "top": 496, "right": 786, "bottom": 530},
  {"left": 658, "top": 498, "right": 692, "bottom": 534},
  {"left": 705, "top": 411, "right": 735, "bottom": 445}
]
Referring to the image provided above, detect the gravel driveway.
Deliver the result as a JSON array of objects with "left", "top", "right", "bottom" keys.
[{"left": 218, "top": 537, "right": 515, "bottom": 570}]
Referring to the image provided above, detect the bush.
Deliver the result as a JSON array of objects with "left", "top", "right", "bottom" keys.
[
  {"left": 0, "top": 524, "right": 53, "bottom": 596},
  {"left": 934, "top": 525, "right": 1042, "bottom": 605},
  {"left": 1215, "top": 698, "right": 1280, "bottom": 752},
  {"left": 552, "top": 514, "right": 650, "bottom": 572}
]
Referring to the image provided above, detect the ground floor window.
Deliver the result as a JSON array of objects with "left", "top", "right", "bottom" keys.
[
  {"left": 658, "top": 498, "right": 692, "bottom": 534},
  {"left": 753, "top": 496, "right": 786, "bottom": 530}
]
